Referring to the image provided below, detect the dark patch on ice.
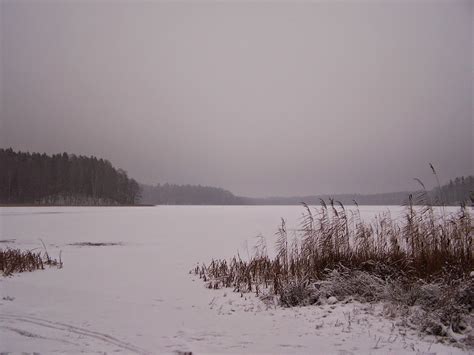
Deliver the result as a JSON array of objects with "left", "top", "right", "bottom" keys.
[
  {"left": 278, "top": 344, "right": 305, "bottom": 348},
  {"left": 69, "top": 242, "right": 123, "bottom": 247},
  {"left": 0, "top": 239, "right": 15, "bottom": 243}
]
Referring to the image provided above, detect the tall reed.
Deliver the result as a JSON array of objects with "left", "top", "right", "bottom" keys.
[{"left": 195, "top": 201, "right": 472, "bottom": 296}]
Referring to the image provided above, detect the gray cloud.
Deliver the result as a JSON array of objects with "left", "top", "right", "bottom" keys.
[{"left": 1, "top": 1, "right": 472, "bottom": 196}]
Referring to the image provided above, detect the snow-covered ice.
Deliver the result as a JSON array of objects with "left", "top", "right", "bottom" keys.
[{"left": 0, "top": 205, "right": 467, "bottom": 354}]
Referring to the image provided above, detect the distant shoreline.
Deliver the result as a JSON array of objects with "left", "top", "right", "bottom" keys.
[
  {"left": 0, "top": 203, "right": 467, "bottom": 207},
  {"left": 0, "top": 204, "right": 155, "bottom": 207}
]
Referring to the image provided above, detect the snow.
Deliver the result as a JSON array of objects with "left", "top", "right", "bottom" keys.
[{"left": 0, "top": 205, "right": 467, "bottom": 354}]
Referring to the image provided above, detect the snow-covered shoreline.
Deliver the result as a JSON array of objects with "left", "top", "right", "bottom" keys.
[{"left": 0, "top": 206, "right": 468, "bottom": 354}]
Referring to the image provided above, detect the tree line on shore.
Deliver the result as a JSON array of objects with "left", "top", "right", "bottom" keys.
[
  {"left": 140, "top": 178, "right": 473, "bottom": 206},
  {"left": 140, "top": 183, "right": 243, "bottom": 205},
  {"left": 1, "top": 148, "right": 472, "bottom": 206},
  {"left": 0, "top": 148, "right": 140, "bottom": 205}
]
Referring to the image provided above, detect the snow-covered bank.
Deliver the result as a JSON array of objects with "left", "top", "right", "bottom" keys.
[{"left": 0, "top": 206, "right": 468, "bottom": 353}]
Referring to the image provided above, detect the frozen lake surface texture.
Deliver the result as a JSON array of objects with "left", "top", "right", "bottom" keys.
[{"left": 0, "top": 205, "right": 467, "bottom": 354}]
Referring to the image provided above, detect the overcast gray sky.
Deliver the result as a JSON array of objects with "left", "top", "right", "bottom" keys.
[{"left": 1, "top": 1, "right": 472, "bottom": 197}]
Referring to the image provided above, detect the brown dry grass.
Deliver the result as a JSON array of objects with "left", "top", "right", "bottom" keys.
[
  {"left": 194, "top": 201, "right": 472, "bottom": 296},
  {"left": 193, "top": 200, "right": 473, "bottom": 344},
  {"left": 1, "top": 247, "right": 62, "bottom": 276}
]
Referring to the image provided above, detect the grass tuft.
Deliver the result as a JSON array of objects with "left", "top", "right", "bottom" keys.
[{"left": 0, "top": 247, "right": 62, "bottom": 276}]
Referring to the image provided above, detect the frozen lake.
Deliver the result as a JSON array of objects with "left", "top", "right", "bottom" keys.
[{"left": 0, "top": 205, "right": 465, "bottom": 354}]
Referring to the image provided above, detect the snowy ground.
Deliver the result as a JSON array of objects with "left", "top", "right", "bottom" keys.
[{"left": 0, "top": 205, "right": 468, "bottom": 354}]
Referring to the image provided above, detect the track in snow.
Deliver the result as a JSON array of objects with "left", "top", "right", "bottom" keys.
[{"left": 0, "top": 313, "right": 150, "bottom": 354}]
